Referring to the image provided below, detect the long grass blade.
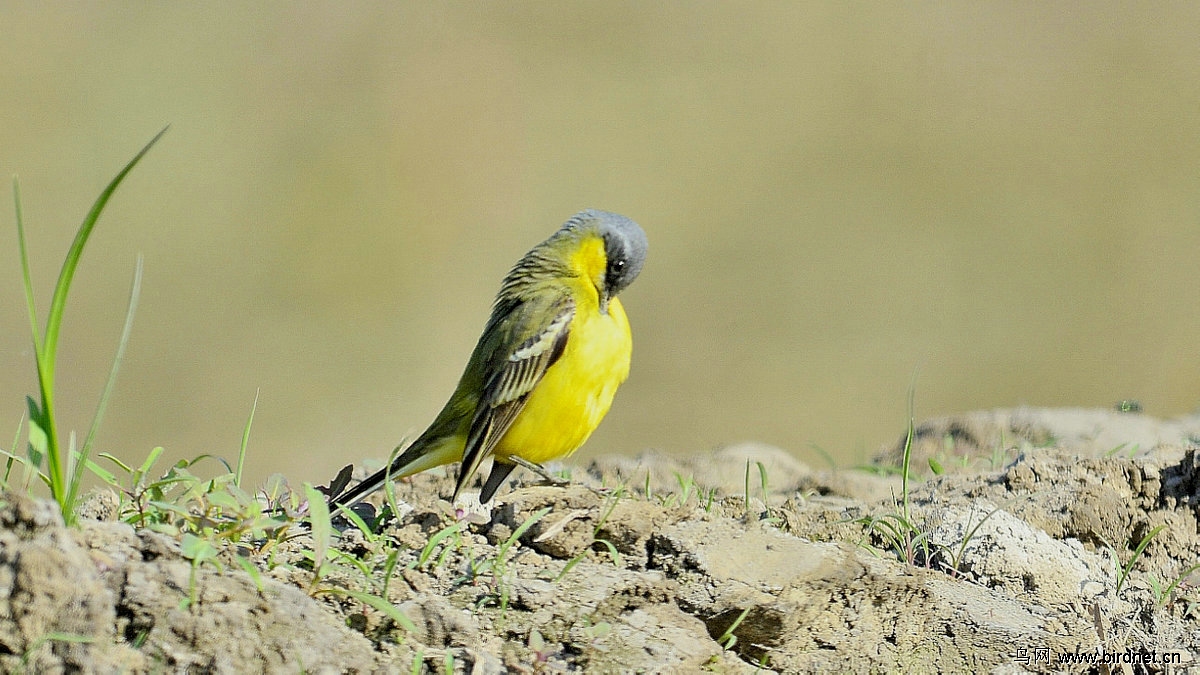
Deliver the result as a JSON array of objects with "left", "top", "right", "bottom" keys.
[
  {"left": 12, "top": 179, "right": 43, "bottom": 354},
  {"left": 236, "top": 389, "right": 259, "bottom": 488},
  {"left": 338, "top": 589, "right": 418, "bottom": 632},
  {"left": 14, "top": 178, "right": 60, "bottom": 495},
  {"left": 901, "top": 368, "right": 919, "bottom": 522},
  {"left": 4, "top": 413, "right": 26, "bottom": 484},
  {"left": 43, "top": 126, "right": 167, "bottom": 365},
  {"left": 67, "top": 256, "right": 144, "bottom": 509}
]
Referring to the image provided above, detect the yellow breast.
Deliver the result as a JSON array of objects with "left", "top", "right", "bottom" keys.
[{"left": 495, "top": 296, "right": 632, "bottom": 464}]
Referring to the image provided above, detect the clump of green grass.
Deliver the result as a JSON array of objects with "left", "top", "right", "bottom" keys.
[
  {"left": 6, "top": 131, "right": 315, "bottom": 602},
  {"left": 85, "top": 391, "right": 294, "bottom": 555},
  {"left": 854, "top": 382, "right": 931, "bottom": 566},
  {"left": 639, "top": 470, "right": 717, "bottom": 512},
  {"left": 8, "top": 128, "right": 166, "bottom": 525}
]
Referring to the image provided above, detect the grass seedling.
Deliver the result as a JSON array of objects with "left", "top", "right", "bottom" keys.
[
  {"left": 899, "top": 384, "right": 915, "bottom": 524},
  {"left": 943, "top": 502, "right": 1006, "bottom": 579},
  {"left": 414, "top": 520, "right": 466, "bottom": 571},
  {"left": 756, "top": 461, "right": 775, "bottom": 523},
  {"left": 232, "top": 554, "right": 265, "bottom": 593},
  {"left": 985, "top": 431, "right": 1013, "bottom": 472},
  {"left": 593, "top": 538, "right": 621, "bottom": 566},
  {"left": 307, "top": 503, "right": 419, "bottom": 632},
  {"left": 12, "top": 128, "right": 166, "bottom": 525},
  {"left": 1115, "top": 524, "right": 1166, "bottom": 595},
  {"left": 98, "top": 446, "right": 165, "bottom": 502},
  {"left": 853, "top": 378, "right": 932, "bottom": 567},
  {"left": 718, "top": 607, "right": 751, "bottom": 650},
  {"left": 496, "top": 507, "right": 551, "bottom": 564},
  {"left": 1103, "top": 442, "right": 1140, "bottom": 460},
  {"left": 1149, "top": 561, "right": 1200, "bottom": 609},
  {"left": 556, "top": 490, "right": 628, "bottom": 580},
  {"left": 808, "top": 442, "right": 838, "bottom": 470},
  {"left": 854, "top": 511, "right": 930, "bottom": 567},
  {"left": 21, "top": 632, "right": 94, "bottom": 670},
  {"left": 479, "top": 507, "right": 550, "bottom": 613},
  {"left": 658, "top": 472, "right": 697, "bottom": 508},
  {"left": 681, "top": 474, "right": 699, "bottom": 505},
  {"left": 740, "top": 460, "right": 776, "bottom": 521},
  {"left": 743, "top": 460, "right": 752, "bottom": 519},
  {"left": 379, "top": 548, "right": 403, "bottom": 600},
  {"left": 2, "top": 414, "right": 33, "bottom": 490},
  {"left": 179, "top": 532, "right": 220, "bottom": 609},
  {"left": 329, "top": 503, "right": 381, "bottom": 547},
  {"left": 853, "top": 463, "right": 905, "bottom": 477}
]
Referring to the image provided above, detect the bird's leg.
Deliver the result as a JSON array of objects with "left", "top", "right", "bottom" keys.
[
  {"left": 509, "top": 456, "right": 570, "bottom": 486},
  {"left": 507, "top": 456, "right": 623, "bottom": 500}
]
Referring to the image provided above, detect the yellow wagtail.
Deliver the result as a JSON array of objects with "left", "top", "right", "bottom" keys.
[{"left": 329, "top": 209, "right": 647, "bottom": 508}]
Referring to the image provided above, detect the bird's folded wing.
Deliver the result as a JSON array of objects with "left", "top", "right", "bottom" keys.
[{"left": 454, "top": 295, "right": 575, "bottom": 498}]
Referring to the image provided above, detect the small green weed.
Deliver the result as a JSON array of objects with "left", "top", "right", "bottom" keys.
[
  {"left": 304, "top": 483, "right": 333, "bottom": 591},
  {"left": 105, "top": 450, "right": 289, "bottom": 547}
]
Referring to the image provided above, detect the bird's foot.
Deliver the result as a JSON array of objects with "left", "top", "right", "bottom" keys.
[
  {"left": 508, "top": 457, "right": 620, "bottom": 500},
  {"left": 509, "top": 456, "right": 571, "bottom": 487}
]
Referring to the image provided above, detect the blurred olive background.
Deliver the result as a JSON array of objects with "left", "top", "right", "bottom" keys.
[{"left": 2, "top": 4, "right": 1198, "bottom": 490}]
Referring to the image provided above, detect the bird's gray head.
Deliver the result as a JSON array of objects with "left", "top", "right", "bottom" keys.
[{"left": 565, "top": 209, "right": 647, "bottom": 298}]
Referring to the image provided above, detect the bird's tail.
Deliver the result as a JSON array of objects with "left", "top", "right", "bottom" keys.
[{"left": 326, "top": 434, "right": 457, "bottom": 511}]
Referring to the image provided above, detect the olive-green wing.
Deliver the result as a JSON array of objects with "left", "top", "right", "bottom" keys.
[{"left": 453, "top": 294, "right": 575, "bottom": 499}]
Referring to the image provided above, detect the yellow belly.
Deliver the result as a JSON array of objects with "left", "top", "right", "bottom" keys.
[{"left": 494, "top": 297, "right": 632, "bottom": 464}]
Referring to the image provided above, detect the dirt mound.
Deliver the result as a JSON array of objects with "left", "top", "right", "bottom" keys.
[
  {"left": 2, "top": 407, "right": 1198, "bottom": 672},
  {"left": 0, "top": 493, "right": 378, "bottom": 672}
]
